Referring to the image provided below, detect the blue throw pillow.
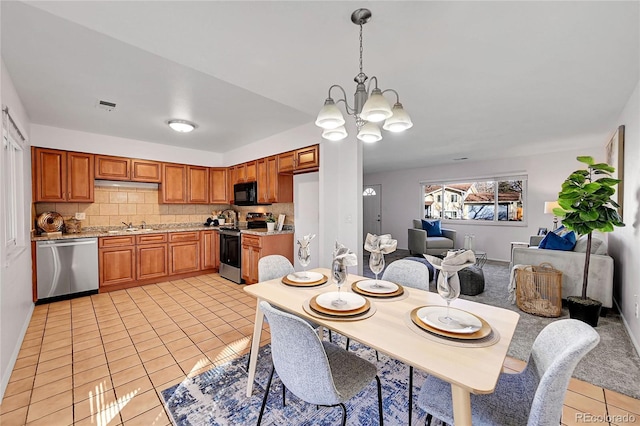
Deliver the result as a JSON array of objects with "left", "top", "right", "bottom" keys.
[
  {"left": 421, "top": 219, "right": 443, "bottom": 237},
  {"left": 539, "top": 229, "right": 577, "bottom": 251}
]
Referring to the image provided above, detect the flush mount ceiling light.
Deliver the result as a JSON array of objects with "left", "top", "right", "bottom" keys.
[
  {"left": 168, "top": 119, "right": 196, "bottom": 133},
  {"left": 315, "top": 8, "right": 413, "bottom": 143}
]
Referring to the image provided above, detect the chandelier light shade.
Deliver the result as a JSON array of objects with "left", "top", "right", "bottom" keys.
[
  {"left": 322, "top": 125, "right": 348, "bottom": 141},
  {"left": 315, "top": 8, "right": 412, "bottom": 142},
  {"left": 357, "top": 121, "right": 383, "bottom": 143},
  {"left": 168, "top": 119, "right": 196, "bottom": 133}
]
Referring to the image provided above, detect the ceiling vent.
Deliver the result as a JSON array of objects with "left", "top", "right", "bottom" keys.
[{"left": 96, "top": 99, "right": 116, "bottom": 112}]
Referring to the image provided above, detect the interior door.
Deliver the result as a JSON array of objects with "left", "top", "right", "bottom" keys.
[{"left": 363, "top": 184, "right": 382, "bottom": 237}]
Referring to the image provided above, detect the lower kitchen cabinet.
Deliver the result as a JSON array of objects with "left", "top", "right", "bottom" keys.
[
  {"left": 241, "top": 233, "right": 294, "bottom": 284},
  {"left": 169, "top": 232, "right": 200, "bottom": 275},
  {"left": 201, "top": 230, "right": 220, "bottom": 271},
  {"left": 137, "top": 243, "right": 168, "bottom": 280},
  {"left": 99, "top": 244, "right": 136, "bottom": 287}
]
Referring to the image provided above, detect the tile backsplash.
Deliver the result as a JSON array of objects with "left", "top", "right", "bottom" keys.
[{"left": 34, "top": 187, "right": 294, "bottom": 228}]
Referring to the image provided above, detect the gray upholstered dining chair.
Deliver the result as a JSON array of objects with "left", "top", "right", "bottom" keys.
[
  {"left": 247, "top": 256, "right": 330, "bottom": 373},
  {"left": 257, "top": 301, "right": 384, "bottom": 426},
  {"left": 418, "top": 319, "right": 600, "bottom": 426}
]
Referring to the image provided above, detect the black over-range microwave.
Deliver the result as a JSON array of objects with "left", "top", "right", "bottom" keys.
[{"left": 234, "top": 181, "right": 271, "bottom": 206}]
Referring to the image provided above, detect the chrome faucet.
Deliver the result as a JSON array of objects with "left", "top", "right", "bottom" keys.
[
  {"left": 141, "top": 221, "right": 146, "bottom": 229},
  {"left": 122, "top": 221, "right": 133, "bottom": 229}
]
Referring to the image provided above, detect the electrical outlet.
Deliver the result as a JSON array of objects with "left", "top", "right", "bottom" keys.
[{"left": 75, "top": 212, "right": 86, "bottom": 220}]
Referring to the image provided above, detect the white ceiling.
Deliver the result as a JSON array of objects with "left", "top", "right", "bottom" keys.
[{"left": 2, "top": 1, "right": 639, "bottom": 173}]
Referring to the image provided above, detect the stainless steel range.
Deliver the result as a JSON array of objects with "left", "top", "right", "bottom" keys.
[
  {"left": 219, "top": 216, "right": 268, "bottom": 284},
  {"left": 219, "top": 227, "right": 242, "bottom": 283}
]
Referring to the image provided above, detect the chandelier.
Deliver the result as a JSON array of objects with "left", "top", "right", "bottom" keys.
[{"left": 315, "top": 8, "right": 413, "bottom": 143}]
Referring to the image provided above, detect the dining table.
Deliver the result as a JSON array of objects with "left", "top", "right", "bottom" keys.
[{"left": 244, "top": 267, "right": 520, "bottom": 426}]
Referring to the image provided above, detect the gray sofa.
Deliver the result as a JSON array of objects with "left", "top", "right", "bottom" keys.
[
  {"left": 408, "top": 219, "right": 456, "bottom": 255},
  {"left": 512, "top": 233, "right": 614, "bottom": 308}
]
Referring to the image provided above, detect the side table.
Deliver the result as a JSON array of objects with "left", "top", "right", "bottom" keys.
[{"left": 510, "top": 241, "right": 529, "bottom": 269}]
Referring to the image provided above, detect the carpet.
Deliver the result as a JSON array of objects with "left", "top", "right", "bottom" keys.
[
  {"left": 162, "top": 338, "right": 439, "bottom": 426},
  {"left": 364, "top": 250, "right": 640, "bottom": 399}
]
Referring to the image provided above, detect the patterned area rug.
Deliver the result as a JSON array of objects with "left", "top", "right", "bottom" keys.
[{"left": 162, "top": 337, "right": 442, "bottom": 426}]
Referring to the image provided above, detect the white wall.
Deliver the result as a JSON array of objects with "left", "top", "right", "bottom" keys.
[
  {"left": 608, "top": 80, "right": 640, "bottom": 353},
  {"left": 293, "top": 172, "right": 320, "bottom": 270},
  {"left": 364, "top": 146, "right": 604, "bottom": 261},
  {"left": 30, "top": 124, "right": 224, "bottom": 167},
  {"left": 0, "top": 60, "right": 34, "bottom": 401}
]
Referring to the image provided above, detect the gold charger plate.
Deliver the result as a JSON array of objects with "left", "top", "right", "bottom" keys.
[
  {"left": 282, "top": 273, "right": 328, "bottom": 287},
  {"left": 351, "top": 280, "right": 405, "bottom": 298},
  {"left": 303, "top": 299, "right": 377, "bottom": 322},
  {"left": 37, "top": 211, "right": 64, "bottom": 233},
  {"left": 309, "top": 293, "right": 371, "bottom": 316},
  {"left": 410, "top": 306, "right": 492, "bottom": 340}
]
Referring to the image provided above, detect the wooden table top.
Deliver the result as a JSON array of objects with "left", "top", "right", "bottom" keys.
[{"left": 245, "top": 268, "right": 520, "bottom": 395}]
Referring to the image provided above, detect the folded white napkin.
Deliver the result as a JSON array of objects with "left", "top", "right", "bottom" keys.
[
  {"left": 423, "top": 250, "right": 476, "bottom": 273},
  {"left": 508, "top": 264, "right": 528, "bottom": 304},
  {"left": 364, "top": 233, "right": 398, "bottom": 254},
  {"left": 332, "top": 241, "right": 358, "bottom": 267},
  {"left": 297, "top": 233, "right": 316, "bottom": 248}
]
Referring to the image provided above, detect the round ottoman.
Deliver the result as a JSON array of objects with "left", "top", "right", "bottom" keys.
[{"left": 458, "top": 265, "right": 485, "bottom": 296}]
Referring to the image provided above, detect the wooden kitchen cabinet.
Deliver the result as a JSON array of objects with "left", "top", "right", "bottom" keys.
[
  {"left": 137, "top": 243, "right": 168, "bottom": 280},
  {"left": 131, "top": 159, "right": 162, "bottom": 183},
  {"left": 160, "top": 163, "right": 187, "bottom": 203},
  {"left": 277, "top": 144, "right": 319, "bottom": 174},
  {"left": 200, "top": 230, "right": 220, "bottom": 271},
  {"left": 209, "top": 168, "right": 228, "bottom": 204},
  {"left": 241, "top": 233, "right": 294, "bottom": 284},
  {"left": 227, "top": 166, "right": 237, "bottom": 204},
  {"left": 257, "top": 156, "right": 292, "bottom": 203},
  {"left": 245, "top": 161, "right": 257, "bottom": 182},
  {"left": 99, "top": 236, "right": 136, "bottom": 287},
  {"left": 169, "top": 232, "right": 200, "bottom": 274},
  {"left": 95, "top": 155, "right": 130, "bottom": 181},
  {"left": 33, "top": 147, "right": 94, "bottom": 202},
  {"left": 187, "top": 166, "right": 209, "bottom": 204}
]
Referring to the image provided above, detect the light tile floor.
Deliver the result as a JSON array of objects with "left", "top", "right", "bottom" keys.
[{"left": 0, "top": 273, "right": 638, "bottom": 425}]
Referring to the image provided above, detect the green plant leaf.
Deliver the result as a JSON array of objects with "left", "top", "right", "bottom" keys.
[
  {"left": 579, "top": 210, "right": 599, "bottom": 221},
  {"left": 557, "top": 199, "right": 574, "bottom": 210},
  {"left": 595, "top": 177, "right": 620, "bottom": 186},
  {"left": 583, "top": 183, "right": 601, "bottom": 193},
  {"left": 591, "top": 163, "right": 615, "bottom": 173},
  {"left": 599, "top": 223, "right": 614, "bottom": 232},
  {"left": 552, "top": 207, "right": 566, "bottom": 217},
  {"left": 577, "top": 156, "right": 594, "bottom": 165}
]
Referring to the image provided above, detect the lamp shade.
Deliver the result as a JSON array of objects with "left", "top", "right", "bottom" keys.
[
  {"left": 322, "top": 126, "right": 348, "bottom": 141},
  {"left": 315, "top": 98, "right": 345, "bottom": 129},
  {"left": 382, "top": 102, "right": 413, "bottom": 132},
  {"left": 357, "top": 122, "right": 382, "bottom": 143},
  {"left": 544, "top": 201, "right": 560, "bottom": 214},
  {"left": 359, "top": 88, "right": 393, "bottom": 123}
]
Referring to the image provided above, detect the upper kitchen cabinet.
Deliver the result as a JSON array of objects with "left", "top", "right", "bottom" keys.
[
  {"left": 278, "top": 144, "right": 319, "bottom": 174},
  {"left": 95, "top": 155, "right": 161, "bottom": 183},
  {"left": 257, "top": 156, "right": 292, "bottom": 203},
  {"left": 160, "top": 163, "right": 209, "bottom": 204},
  {"left": 209, "top": 168, "right": 228, "bottom": 204},
  {"left": 95, "top": 155, "right": 130, "bottom": 181},
  {"left": 187, "top": 166, "right": 209, "bottom": 204},
  {"left": 160, "top": 163, "right": 187, "bottom": 203},
  {"left": 234, "top": 161, "right": 257, "bottom": 183},
  {"left": 131, "top": 159, "right": 162, "bottom": 183},
  {"left": 33, "top": 147, "right": 94, "bottom": 202}
]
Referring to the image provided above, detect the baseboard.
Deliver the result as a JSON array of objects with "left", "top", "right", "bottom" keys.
[
  {"left": 614, "top": 298, "right": 640, "bottom": 358},
  {"left": 0, "top": 302, "right": 34, "bottom": 403}
]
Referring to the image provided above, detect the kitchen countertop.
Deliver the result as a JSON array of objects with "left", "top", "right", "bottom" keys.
[{"left": 32, "top": 224, "right": 294, "bottom": 241}]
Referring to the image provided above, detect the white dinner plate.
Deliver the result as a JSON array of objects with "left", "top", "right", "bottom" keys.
[
  {"left": 316, "top": 292, "right": 366, "bottom": 311},
  {"left": 417, "top": 306, "right": 482, "bottom": 334},
  {"left": 355, "top": 279, "right": 399, "bottom": 294},
  {"left": 286, "top": 271, "right": 325, "bottom": 283}
]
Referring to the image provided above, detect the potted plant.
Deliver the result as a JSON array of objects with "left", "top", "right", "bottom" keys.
[
  {"left": 217, "top": 213, "right": 226, "bottom": 226},
  {"left": 266, "top": 214, "right": 276, "bottom": 232},
  {"left": 553, "top": 156, "right": 624, "bottom": 326}
]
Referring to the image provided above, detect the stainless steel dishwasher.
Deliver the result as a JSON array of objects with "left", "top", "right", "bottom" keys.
[{"left": 36, "top": 238, "right": 99, "bottom": 303}]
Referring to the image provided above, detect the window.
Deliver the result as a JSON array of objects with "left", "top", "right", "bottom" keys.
[
  {"left": 363, "top": 187, "right": 377, "bottom": 196},
  {"left": 422, "top": 175, "right": 526, "bottom": 224},
  {"left": 2, "top": 108, "right": 26, "bottom": 257}
]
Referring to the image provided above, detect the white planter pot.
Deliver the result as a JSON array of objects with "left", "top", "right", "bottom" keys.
[
  {"left": 267, "top": 222, "right": 276, "bottom": 232},
  {"left": 218, "top": 218, "right": 225, "bottom": 225}
]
